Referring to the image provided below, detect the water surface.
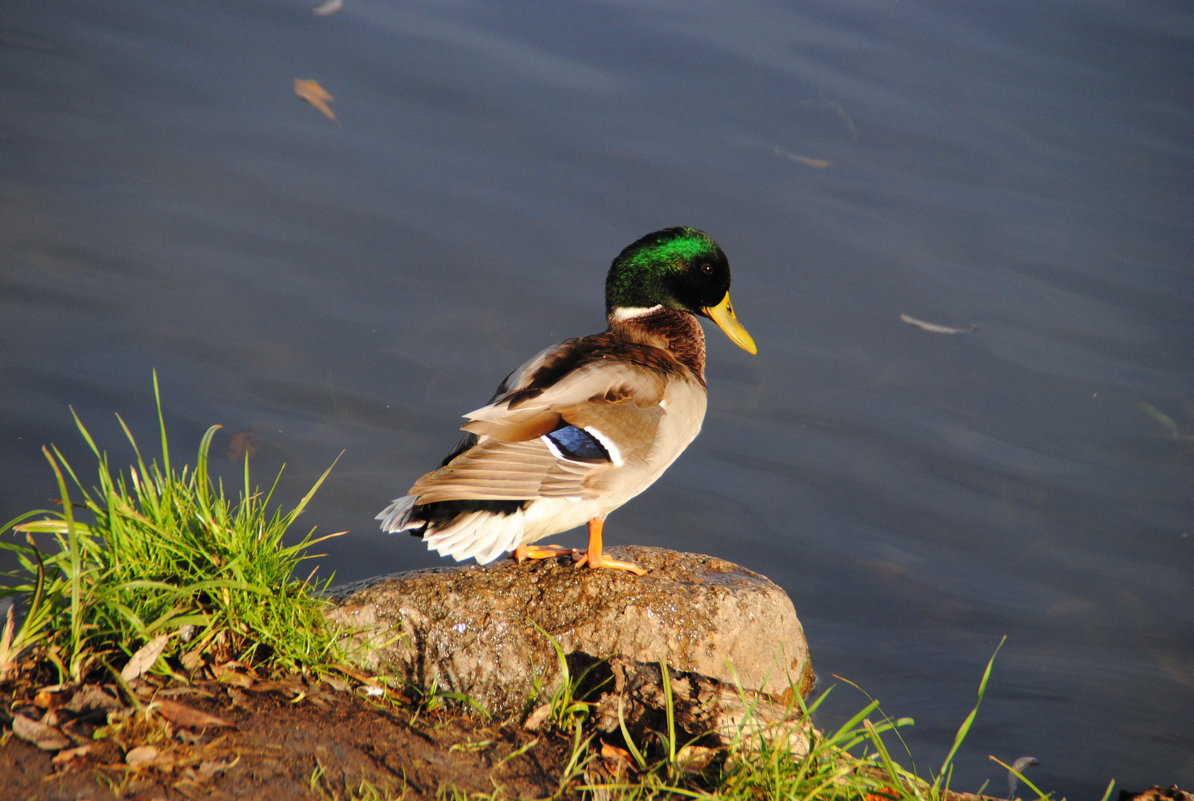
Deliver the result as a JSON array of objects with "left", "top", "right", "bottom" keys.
[{"left": 3, "top": 1, "right": 1192, "bottom": 794}]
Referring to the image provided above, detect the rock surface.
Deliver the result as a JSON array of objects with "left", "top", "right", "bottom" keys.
[{"left": 327, "top": 546, "right": 814, "bottom": 723}]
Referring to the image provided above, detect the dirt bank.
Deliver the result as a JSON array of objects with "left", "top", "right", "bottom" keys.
[{"left": 1, "top": 675, "right": 570, "bottom": 800}]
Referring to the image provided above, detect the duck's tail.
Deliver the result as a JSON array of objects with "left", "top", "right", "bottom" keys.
[{"left": 376, "top": 496, "right": 527, "bottom": 565}]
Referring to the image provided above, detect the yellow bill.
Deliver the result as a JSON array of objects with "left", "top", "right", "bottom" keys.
[{"left": 703, "top": 292, "right": 758, "bottom": 355}]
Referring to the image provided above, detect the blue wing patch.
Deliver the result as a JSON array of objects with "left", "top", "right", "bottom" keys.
[{"left": 544, "top": 423, "right": 611, "bottom": 462}]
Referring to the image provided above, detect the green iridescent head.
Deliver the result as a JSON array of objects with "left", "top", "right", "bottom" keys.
[{"left": 605, "top": 227, "right": 757, "bottom": 354}]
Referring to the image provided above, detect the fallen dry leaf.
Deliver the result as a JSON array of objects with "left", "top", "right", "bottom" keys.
[
  {"left": 321, "top": 674, "right": 350, "bottom": 693},
  {"left": 675, "top": 744, "right": 717, "bottom": 773},
  {"left": 153, "top": 698, "right": 235, "bottom": 730},
  {"left": 51, "top": 744, "right": 92, "bottom": 770},
  {"left": 122, "top": 634, "right": 169, "bottom": 682},
  {"left": 213, "top": 660, "right": 258, "bottom": 688},
  {"left": 65, "top": 684, "right": 122, "bottom": 714},
  {"left": 11, "top": 714, "right": 71, "bottom": 751},
  {"left": 251, "top": 679, "right": 305, "bottom": 696},
  {"left": 124, "top": 744, "right": 161, "bottom": 768},
  {"left": 181, "top": 648, "right": 206, "bottom": 673},
  {"left": 216, "top": 671, "right": 254, "bottom": 689},
  {"left": 294, "top": 79, "right": 336, "bottom": 121},
  {"left": 523, "top": 703, "right": 551, "bottom": 732},
  {"left": 185, "top": 758, "right": 238, "bottom": 784},
  {"left": 52, "top": 739, "right": 123, "bottom": 772}
]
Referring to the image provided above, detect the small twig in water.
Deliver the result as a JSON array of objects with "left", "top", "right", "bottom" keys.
[
  {"left": 772, "top": 146, "right": 832, "bottom": 169},
  {"left": 899, "top": 313, "right": 977, "bottom": 335},
  {"left": 312, "top": 0, "right": 343, "bottom": 16}
]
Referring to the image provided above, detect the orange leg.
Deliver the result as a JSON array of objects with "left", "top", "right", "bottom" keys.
[
  {"left": 574, "top": 515, "right": 645, "bottom": 575},
  {"left": 513, "top": 543, "right": 577, "bottom": 563}
]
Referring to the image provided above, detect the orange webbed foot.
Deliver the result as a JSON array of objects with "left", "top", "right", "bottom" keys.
[
  {"left": 513, "top": 544, "right": 578, "bottom": 564},
  {"left": 574, "top": 515, "right": 646, "bottom": 576},
  {"left": 573, "top": 549, "right": 646, "bottom": 576}
]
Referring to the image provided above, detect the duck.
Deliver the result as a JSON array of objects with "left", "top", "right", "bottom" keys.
[{"left": 377, "top": 226, "right": 757, "bottom": 576}]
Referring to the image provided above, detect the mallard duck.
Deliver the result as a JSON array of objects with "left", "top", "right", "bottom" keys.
[{"left": 377, "top": 227, "right": 757, "bottom": 575}]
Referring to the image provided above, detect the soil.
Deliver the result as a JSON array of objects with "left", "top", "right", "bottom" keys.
[
  {"left": 0, "top": 675, "right": 575, "bottom": 801},
  {"left": 3, "top": 673, "right": 1184, "bottom": 801}
]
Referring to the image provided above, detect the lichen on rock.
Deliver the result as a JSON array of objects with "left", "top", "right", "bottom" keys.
[{"left": 328, "top": 545, "right": 814, "bottom": 733}]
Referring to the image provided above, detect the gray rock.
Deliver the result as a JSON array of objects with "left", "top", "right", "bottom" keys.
[{"left": 327, "top": 546, "right": 814, "bottom": 722}]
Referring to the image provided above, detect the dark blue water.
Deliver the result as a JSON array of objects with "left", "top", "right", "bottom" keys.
[{"left": 3, "top": 1, "right": 1192, "bottom": 795}]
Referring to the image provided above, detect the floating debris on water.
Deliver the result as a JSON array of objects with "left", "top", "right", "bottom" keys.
[
  {"left": 899, "top": 313, "right": 977, "bottom": 335},
  {"left": 294, "top": 79, "right": 336, "bottom": 121}
]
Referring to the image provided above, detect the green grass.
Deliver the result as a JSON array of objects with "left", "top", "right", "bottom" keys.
[
  {"left": 0, "top": 373, "right": 344, "bottom": 684},
  {"left": 528, "top": 640, "right": 1073, "bottom": 801},
  {"left": 310, "top": 759, "right": 409, "bottom": 801},
  {"left": 0, "top": 381, "right": 1088, "bottom": 801}
]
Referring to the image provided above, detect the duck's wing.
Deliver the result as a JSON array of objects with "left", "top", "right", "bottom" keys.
[{"left": 407, "top": 336, "right": 686, "bottom": 505}]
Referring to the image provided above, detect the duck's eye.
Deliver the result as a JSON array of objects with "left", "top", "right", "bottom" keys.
[{"left": 699, "top": 262, "right": 714, "bottom": 275}]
